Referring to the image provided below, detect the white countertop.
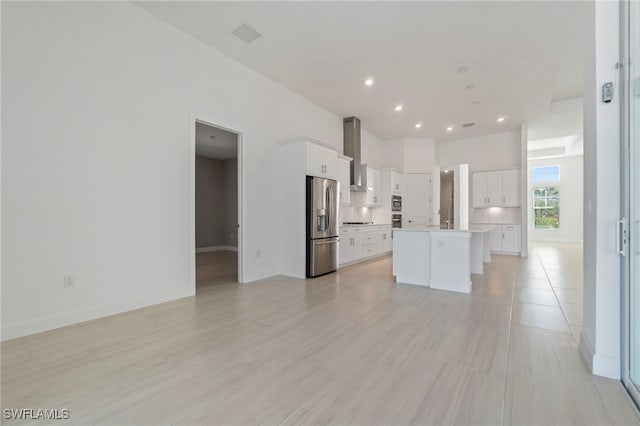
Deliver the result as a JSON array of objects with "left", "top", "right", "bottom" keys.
[
  {"left": 395, "top": 224, "right": 495, "bottom": 233},
  {"left": 340, "top": 223, "right": 391, "bottom": 228}
]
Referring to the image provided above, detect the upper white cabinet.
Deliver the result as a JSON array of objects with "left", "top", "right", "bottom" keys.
[
  {"left": 338, "top": 156, "right": 351, "bottom": 205},
  {"left": 365, "top": 165, "right": 382, "bottom": 207},
  {"left": 501, "top": 169, "right": 520, "bottom": 206},
  {"left": 472, "top": 172, "right": 488, "bottom": 207},
  {"left": 472, "top": 169, "right": 520, "bottom": 207},
  {"left": 390, "top": 170, "right": 403, "bottom": 195},
  {"left": 305, "top": 142, "right": 337, "bottom": 179}
]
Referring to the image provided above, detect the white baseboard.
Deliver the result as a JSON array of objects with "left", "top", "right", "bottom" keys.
[
  {"left": 579, "top": 331, "right": 595, "bottom": 371},
  {"left": 1, "top": 288, "right": 194, "bottom": 342},
  {"left": 430, "top": 280, "right": 472, "bottom": 294},
  {"left": 196, "top": 245, "right": 238, "bottom": 253},
  {"left": 338, "top": 250, "right": 391, "bottom": 268},
  {"left": 593, "top": 354, "right": 621, "bottom": 380},
  {"left": 491, "top": 250, "right": 520, "bottom": 256},
  {"left": 579, "top": 332, "right": 621, "bottom": 379},
  {"left": 528, "top": 238, "right": 584, "bottom": 244}
]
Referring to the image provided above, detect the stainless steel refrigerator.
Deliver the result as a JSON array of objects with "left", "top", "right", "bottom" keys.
[{"left": 306, "top": 176, "right": 339, "bottom": 277}]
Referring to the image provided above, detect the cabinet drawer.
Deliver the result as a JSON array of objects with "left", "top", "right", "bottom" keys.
[
  {"left": 362, "top": 233, "right": 376, "bottom": 243},
  {"left": 361, "top": 242, "right": 377, "bottom": 256}
]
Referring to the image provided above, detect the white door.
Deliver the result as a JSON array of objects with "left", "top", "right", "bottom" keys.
[{"left": 404, "top": 173, "right": 432, "bottom": 226}]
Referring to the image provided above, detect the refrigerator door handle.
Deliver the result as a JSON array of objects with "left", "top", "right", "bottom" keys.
[{"left": 315, "top": 237, "right": 340, "bottom": 245}]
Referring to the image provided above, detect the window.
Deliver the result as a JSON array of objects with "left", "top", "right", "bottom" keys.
[
  {"left": 532, "top": 165, "right": 560, "bottom": 183},
  {"left": 533, "top": 187, "right": 559, "bottom": 229},
  {"left": 531, "top": 165, "right": 560, "bottom": 229}
]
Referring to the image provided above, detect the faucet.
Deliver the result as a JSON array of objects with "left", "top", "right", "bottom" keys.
[{"left": 438, "top": 208, "right": 452, "bottom": 229}]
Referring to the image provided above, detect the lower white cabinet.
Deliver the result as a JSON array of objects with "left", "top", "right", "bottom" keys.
[
  {"left": 339, "top": 225, "right": 392, "bottom": 265},
  {"left": 489, "top": 224, "right": 521, "bottom": 255}
]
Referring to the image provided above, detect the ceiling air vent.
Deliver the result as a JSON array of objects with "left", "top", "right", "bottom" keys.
[
  {"left": 461, "top": 122, "right": 475, "bottom": 128},
  {"left": 232, "top": 24, "right": 262, "bottom": 43}
]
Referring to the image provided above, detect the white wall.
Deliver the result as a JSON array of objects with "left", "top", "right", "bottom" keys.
[
  {"left": 528, "top": 156, "right": 583, "bottom": 243},
  {"left": 438, "top": 130, "right": 522, "bottom": 227},
  {"left": 581, "top": 0, "right": 622, "bottom": 379},
  {"left": 438, "top": 130, "right": 521, "bottom": 172},
  {"left": 1, "top": 2, "right": 384, "bottom": 339},
  {"left": 195, "top": 156, "right": 226, "bottom": 248},
  {"left": 223, "top": 159, "right": 238, "bottom": 247}
]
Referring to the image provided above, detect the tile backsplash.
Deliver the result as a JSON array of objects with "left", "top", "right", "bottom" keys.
[
  {"left": 340, "top": 206, "right": 373, "bottom": 223},
  {"left": 471, "top": 207, "right": 521, "bottom": 224}
]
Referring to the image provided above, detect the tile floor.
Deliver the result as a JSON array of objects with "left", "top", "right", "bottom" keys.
[{"left": 1, "top": 243, "right": 638, "bottom": 425}]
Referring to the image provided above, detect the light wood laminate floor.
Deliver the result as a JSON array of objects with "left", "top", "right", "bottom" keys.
[{"left": 2, "top": 245, "right": 639, "bottom": 425}]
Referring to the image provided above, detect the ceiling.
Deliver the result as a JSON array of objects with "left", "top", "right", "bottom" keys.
[
  {"left": 137, "top": 1, "right": 585, "bottom": 142},
  {"left": 528, "top": 98, "right": 583, "bottom": 158},
  {"left": 195, "top": 122, "right": 238, "bottom": 159}
]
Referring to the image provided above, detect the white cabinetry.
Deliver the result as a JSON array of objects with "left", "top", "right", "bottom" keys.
[
  {"left": 390, "top": 170, "right": 403, "bottom": 195},
  {"left": 278, "top": 139, "right": 340, "bottom": 278},
  {"left": 472, "top": 169, "right": 520, "bottom": 207},
  {"left": 338, "top": 156, "right": 351, "bottom": 205},
  {"left": 489, "top": 224, "right": 521, "bottom": 255},
  {"left": 365, "top": 166, "right": 382, "bottom": 207},
  {"left": 305, "top": 142, "right": 337, "bottom": 179},
  {"left": 377, "top": 228, "right": 393, "bottom": 253},
  {"left": 472, "top": 173, "right": 488, "bottom": 208},
  {"left": 339, "top": 225, "right": 392, "bottom": 266},
  {"left": 501, "top": 170, "right": 520, "bottom": 206}
]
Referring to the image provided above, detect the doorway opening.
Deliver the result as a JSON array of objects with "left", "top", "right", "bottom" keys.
[
  {"left": 193, "top": 120, "right": 241, "bottom": 293},
  {"left": 525, "top": 98, "right": 585, "bottom": 343},
  {"left": 439, "top": 169, "right": 454, "bottom": 229}
]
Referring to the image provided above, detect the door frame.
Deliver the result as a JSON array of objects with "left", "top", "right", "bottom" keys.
[
  {"left": 621, "top": 0, "right": 640, "bottom": 407},
  {"left": 189, "top": 114, "right": 245, "bottom": 290}
]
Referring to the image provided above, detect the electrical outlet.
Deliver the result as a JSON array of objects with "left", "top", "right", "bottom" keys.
[{"left": 63, "top": 274, "right": 76, "bottom": 288}]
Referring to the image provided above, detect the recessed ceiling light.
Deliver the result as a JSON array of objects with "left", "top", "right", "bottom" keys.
[
  {"left": 457, "top": 66, "right": 468, "bottom": 73},
  {"left": 415, "top": 123, "right": 422, "bottom": 129},
  {"left": 395, "top": 104, "right": 403, "bottom": 111},
  {"left": 365, "top": 78, "right": 374, "bottom": 86},
  {"left": 446, "top": 126, "right": 454, "bottom": 132},
  {"left": 232, "top": 24, "right": 262, "bottom": 43},
  {"left": 497, "top": 116, "right": 506, "bottom": 122}
]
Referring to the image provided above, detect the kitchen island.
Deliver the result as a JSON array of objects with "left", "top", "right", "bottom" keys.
[{"left": 392, "top": 225, "right": 494, "bottom": 293}]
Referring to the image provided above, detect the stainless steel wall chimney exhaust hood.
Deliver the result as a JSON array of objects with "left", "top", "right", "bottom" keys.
[{"left": 343, "top": 117, "right": 367, "bottom": 191}]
